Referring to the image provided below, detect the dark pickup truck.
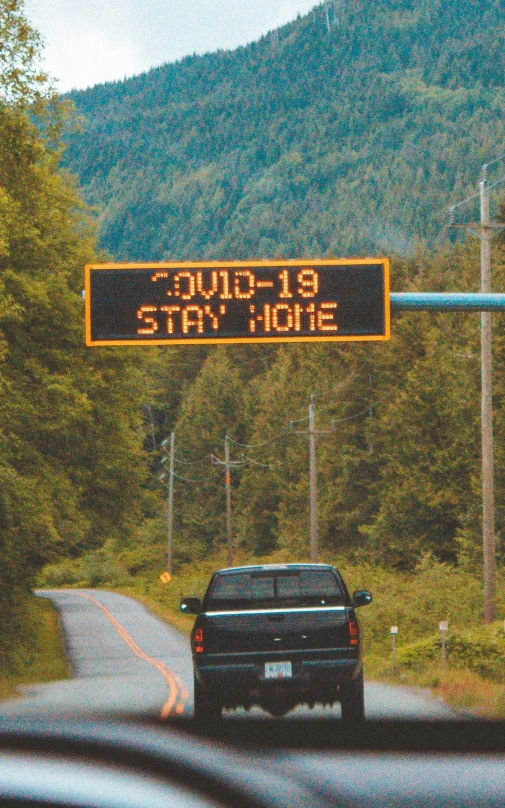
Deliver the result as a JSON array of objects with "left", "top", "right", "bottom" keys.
[{"left": 180, "top": 563, "right": 372, "bottom": 721}]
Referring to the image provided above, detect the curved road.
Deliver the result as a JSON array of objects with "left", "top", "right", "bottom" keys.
[{"left": 0, "top": 589, "right": 460, "bottom": 720}]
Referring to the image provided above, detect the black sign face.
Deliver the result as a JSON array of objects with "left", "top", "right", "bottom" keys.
[{"left": 85, "top": 259, "right": 390, "bottom": 346}]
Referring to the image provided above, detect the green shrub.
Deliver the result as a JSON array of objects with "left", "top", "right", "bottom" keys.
[
  {"left": 396, "top": 636, "right": 440, "bottom": 668},
  {"left": 396, "top": 625, "right": 505, "bottom": 682},
  {"left": 38, "top": 547, "right": 129, "bottom": 588},
  {"left": 39, "top": 558, "right": 87, "bottom": 587}
]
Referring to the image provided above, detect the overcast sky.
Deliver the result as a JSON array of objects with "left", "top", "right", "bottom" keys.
[{"left": 24, "top": 0, "right": 319, "bottom": 93}]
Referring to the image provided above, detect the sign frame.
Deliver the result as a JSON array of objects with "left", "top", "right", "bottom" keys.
[{"left": 85, "top": 258, "right": 390, "bottom": 347}]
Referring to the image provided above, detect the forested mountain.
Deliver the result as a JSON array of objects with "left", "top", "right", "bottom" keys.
[{"left": 63, "top": 0, "right": 505, "bottom": 261}]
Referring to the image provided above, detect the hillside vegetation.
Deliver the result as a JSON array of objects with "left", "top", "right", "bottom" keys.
[
  {"left": 63, "top": 0, "right": 505, "bottom": 260},
  {"left": 0, "top": 0, "right": 149, "bottom": 678}
]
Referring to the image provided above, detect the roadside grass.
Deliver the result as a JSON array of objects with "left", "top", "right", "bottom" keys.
[
  {"left": 0, "top": 596, "right": 69, "bottom": 700},
  {"left": 37, "top": 546, "right": 505, "bottom": 717},
  {"left": 431, "top": 670, "right": 505, "bottom": 717},
  {"left": 366, "top": 662, "right": 505, "bottom": 717}
]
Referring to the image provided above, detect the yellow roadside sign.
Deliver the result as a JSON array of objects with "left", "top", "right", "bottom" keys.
[{"left": 159, "top": 572, "right": 172, "bottom": 584}]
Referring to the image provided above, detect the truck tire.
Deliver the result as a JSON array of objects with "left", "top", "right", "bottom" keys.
[
  {"left": 340, "top": 670, "right": 365, "bottom": 721},
  {"left": 193, "top": 679, "right": 222, "bottom": 722}
]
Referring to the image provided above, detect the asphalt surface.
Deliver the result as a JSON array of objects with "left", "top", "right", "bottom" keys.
[
  {"left": 0, "top": 589, "right": 460, "bottom": 720},
  {"left": 0, "top": 590, "right": 193, "bottom": 719}
]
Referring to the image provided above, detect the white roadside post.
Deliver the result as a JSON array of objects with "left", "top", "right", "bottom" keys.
[
  {"left": 439, "top": 621, "right": 449, "bottom": 670},
  {"left": 390, "top": 626, "right": 399, "bottom": 675}
]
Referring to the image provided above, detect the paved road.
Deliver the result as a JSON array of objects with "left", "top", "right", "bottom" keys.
[
  {"left": 0, "top": 589, "right": 460, "bottom": 720},
  {"left": 0, "top": 590, "right": 193, "bottom": 719}
]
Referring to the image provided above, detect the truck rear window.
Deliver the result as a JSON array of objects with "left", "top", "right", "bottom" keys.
[{"left": 206, "top": 569, "right": 346, "bottom": 611}]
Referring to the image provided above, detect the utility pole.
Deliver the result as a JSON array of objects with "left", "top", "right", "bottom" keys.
[
  {"left": 211, "top": 437, "right": 244, "bottom": 567},
  {"left": 480, "top": 173, "right": 496, "bottom": 623},
  {"left": 309, "top": 399, "right": 318, "bottom": 563},
  {"left": 291, "top": 396, "right": 334, "bottom": 563},
  {"left": 167, "top": 431, "right": 175, "bottom": 576},
  {"left": 225, "top": 435, "right": 233, "bottom": 567},
  {"left": 450, "top": 157, "right": 505, "bottom": 623},
  {"left": 161, "top": 432, "right": 175, "bottom": 576}
]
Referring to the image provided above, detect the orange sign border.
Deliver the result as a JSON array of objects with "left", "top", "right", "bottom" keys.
[{"left": 85, "top": 258, "right": 390, "bottom": 346}]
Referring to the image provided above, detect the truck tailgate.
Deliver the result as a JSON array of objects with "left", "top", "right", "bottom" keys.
[{"left": 202, "top": 608, "right": 350, "bottom": 654}]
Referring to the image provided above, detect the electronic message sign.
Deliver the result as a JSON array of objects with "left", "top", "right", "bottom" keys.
[{"left": 85, "top": 259, "right": 390, "bottom": 346}]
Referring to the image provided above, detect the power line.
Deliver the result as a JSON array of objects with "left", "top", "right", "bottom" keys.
[
  {"left": 226, "top": 429, "right": 291, "bottom": 450},
  {"left": 239, "top": 453, "right": 290, "bottom": 469},
  {"left": 331, "top": 396, "right": 388, "bottom": 424},
  {"left": 161, "top": 469, "right": 200, "bottom": 484},
  {"left": 161, "top": 450, "right": 209, "bottom": 466},
  {"left": 228, "top": 368, "right": 380, "bottom": 452},
  {"left": 483, "top": 154, "right": 505, "bottom": 172}
]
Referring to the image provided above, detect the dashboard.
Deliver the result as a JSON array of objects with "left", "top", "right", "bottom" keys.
[{"left": 1, "top": 716, "right": 505, "bottom": 808}]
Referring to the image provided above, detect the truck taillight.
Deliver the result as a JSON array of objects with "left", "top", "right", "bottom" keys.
[
  {"left": 348, "top": 620, "right": 359, "bottom": 646},
  {"left": 193, "top": 627, "right": 204, "bottom": 653}
]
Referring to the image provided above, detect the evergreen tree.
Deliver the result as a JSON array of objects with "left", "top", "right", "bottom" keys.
[{"left": 0, "top": 0, "right": 148, "bottom": 672}]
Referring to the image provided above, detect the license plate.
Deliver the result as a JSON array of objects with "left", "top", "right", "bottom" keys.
[{"left": 264, "top": 661, "right": 292, "bottom": 680}]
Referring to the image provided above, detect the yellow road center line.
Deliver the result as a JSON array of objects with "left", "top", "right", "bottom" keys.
[{"left": 60, "top": 591, "right": 188, "bottom": 718}]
